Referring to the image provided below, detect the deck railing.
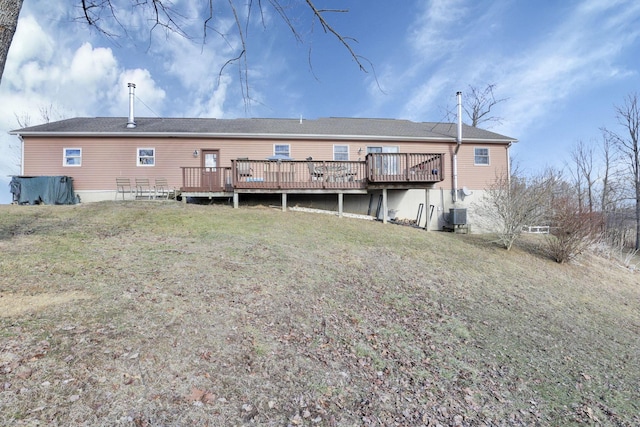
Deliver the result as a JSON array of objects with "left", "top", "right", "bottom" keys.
[
  {"left": 367, "top": 153, "right": 444, "bottom": 183},
  {"left": 180, "top": 153, "right": 444, "bottom": 193},
  {"left": 232, "top": 160, "right": 367, "bottom": 190},
  {"left": 181, "top": 167, "right": 233, "bottom": 192}
]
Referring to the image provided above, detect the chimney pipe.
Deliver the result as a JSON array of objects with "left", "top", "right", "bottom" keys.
[
  {"left": 453, "top": 91, "right": 462, "bottom": 202},
  {"left": 455, "top": 91, "right": 462, "bottom": 154},
  {"left": 127, "top": 83, "right": 136, "bottom": 129}
]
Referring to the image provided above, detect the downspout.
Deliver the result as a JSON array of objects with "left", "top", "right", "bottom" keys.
[
  {"left": 126, "top": 83, "right": 136, "bottom": 129},
  {"left": 20, "top": 135, "right": 24, "bottom": 176},
  {"left": 506, "top": 142, "right": 513, "bottom": 184},
  {"left": 452, "top": 91, "right": 462, "bottom": 202}
]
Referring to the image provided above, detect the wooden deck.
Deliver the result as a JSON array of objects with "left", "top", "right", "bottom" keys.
[{"left": 180, "top": 153, "right": 444, "bottom": 194}]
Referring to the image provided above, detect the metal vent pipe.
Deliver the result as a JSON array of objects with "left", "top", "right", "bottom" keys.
[
  {"left": 452, "top": 91, "right": 462, "bottom": 202},
  {"left": 126, "top": 83, "right": 136, "bottom": 129}
]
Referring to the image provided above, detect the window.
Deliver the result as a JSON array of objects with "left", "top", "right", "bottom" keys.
[
  {"left": 333, "top": 145, "right": 349, "bottom": 161},
  {"left": 474, "top": 147, "right": 490, "bottom": 165},
  {"left": 63, "top": 148, "right": 82, "bottom": 166},
  {"left": 137, "top": 148, "right": 155, "bottom": 166},
  {"left": 274, "top": 144, "right": 290, "bottom": 158}
]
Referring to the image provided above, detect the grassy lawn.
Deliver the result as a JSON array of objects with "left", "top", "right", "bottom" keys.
[{"left": 0, "top": 201, "right": 638, "bottom": 426}]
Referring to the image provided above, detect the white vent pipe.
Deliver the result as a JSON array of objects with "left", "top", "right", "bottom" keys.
[
  {"left": 127, "top": 83, "right": 136, "bottom": 129},
  {"left": 452, "top": 91, "right": 462, "bottom": 202}
]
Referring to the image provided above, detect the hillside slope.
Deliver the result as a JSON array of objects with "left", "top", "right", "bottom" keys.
[{"left": 1, "top": 202, "right": 638, "bottom": 426}]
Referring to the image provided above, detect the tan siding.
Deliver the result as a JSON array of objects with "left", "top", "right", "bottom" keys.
[{"left": 23, "top": 136, "right": 510, "bottom": 192}]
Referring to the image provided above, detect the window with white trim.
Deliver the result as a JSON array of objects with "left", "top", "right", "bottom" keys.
[
  {"left": 333, "top": 145, "right": 349, "bottom": 161},
  {"left": 274, "top": 144, "right": 290, "bottom": 158},
  {"left": 474, "top": 147, "right": 490, "bottom": 165},
  {"left": 63, "top": 148, "right": 82, "bottom": 166},
  {"left": 137, "top": 148, "right": 155, "bottom": 166}
]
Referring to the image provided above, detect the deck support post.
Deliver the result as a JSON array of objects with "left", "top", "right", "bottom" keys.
[
  {"left": 382, "top": 188, "right": 388, "bottom": 224},
  {"left": 233, "top": 192, "right": 239, "bottom": 209},
  {"left": 281, "top": 193, "right": 287, "bottom": 212},
  {"left": 338, "top": 192, "right": 343, "bottom": 218},
  {"left": 425, "top": 189, "right": 430, "bottom": 231}
]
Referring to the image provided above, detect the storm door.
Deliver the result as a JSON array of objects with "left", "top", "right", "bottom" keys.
[{"left": 201, "top": 149, "right": 220, "bottom": 191}]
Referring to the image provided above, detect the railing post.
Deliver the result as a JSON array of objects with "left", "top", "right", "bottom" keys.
[{"left": 405, "top": 153, "right": 410, "bottom": 180}]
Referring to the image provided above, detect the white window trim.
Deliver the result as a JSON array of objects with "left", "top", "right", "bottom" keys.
[
  {"left": 137, "top": 147, "right": 156, "bottom": 167},
  {"left": 273, "top": 144, "right": 290, "bottom": 157},
  {"left": 474, "top": 147, "right": 490, "bottom": 166},
  {"left": 63, "top": 147, "right": 82, "bottom": 167},
  {"left": 333, "top": 144, "right": 349, "bottom": 161}
]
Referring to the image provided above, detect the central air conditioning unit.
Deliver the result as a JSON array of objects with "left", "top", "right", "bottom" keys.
[{"left": 450, "top": 208, "right": 467, "bottom": 225}]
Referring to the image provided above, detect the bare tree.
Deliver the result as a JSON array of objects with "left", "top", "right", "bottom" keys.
[
  {"left": 0, "top": 1, "right": 369, "bottom": 98},
  {"left": 464, "top": 84, "right": 507, "bottom": 128},
  {"left": 11, "top": 104, "right": 63, "bottom": 171},
  {"left": 567, "top": 139, "right": 597, "bottom": 213},
  {"left": 600, "top": 128, "right": 616, "bottom": 215},
  {"left": 442, "top": 84, "right": 507, "bottom": 128},
  {"left": 546, "top": 193, "right": 602, "bottom": 263},
  {"left": 474, "top": 170, "right": 553, "bottom": 250},
  {"left": 607, "top": 93, "right": 640, "bottom": 250}
]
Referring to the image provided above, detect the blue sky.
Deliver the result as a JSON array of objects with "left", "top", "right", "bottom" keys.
[{"left": 1, "top": 0, "right": 640, "bottom": 204}]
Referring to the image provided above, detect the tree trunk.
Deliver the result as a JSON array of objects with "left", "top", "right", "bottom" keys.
[{"left": 0, "top": 0, "right": 25, "bottom": 83}]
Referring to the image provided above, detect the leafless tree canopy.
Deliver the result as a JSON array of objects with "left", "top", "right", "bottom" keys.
[
  {"left": 0, "top": 0, "right": 370, "bottom": 99},
  {"left": 76, "top": 0, "right": 370, "bottom": 102},
  {"left": 474, "top": 171, "right": 553, "bottom": 250},
  {"left": 463, "top": 84, "right": 507, "bottom": 128},
  {"left": 567, "top": 139, "right": 596, "bottom": 213},
  {"left": 442, "top": 83, "right": 507, "bottom": 128},
  {"left": 605, "top": 93, "right": 640, "bottom": 249}
]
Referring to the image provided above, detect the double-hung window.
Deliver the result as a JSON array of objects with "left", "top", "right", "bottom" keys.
[
  {"left": 274, "top": 144, "right": 290, "bottom": 158},
  {"left": 137, "top": 148, "right": 155, "bottom": 166},
  {"left": 333, "top": 145, "right": 349, "bottom": 161},
  {"left": 474, "top": 147, "right": 490, "bottom": 165},
  {"left": 63, "top": 148, "right": 82, "bottom": 166}
]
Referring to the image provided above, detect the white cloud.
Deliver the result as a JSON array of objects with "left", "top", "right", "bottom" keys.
[
  {"left": 494, "top": 0, "right": 640, "bottom": 138},
  {"left": 109, "top": 69, "right": 166, "bottom": 117}
]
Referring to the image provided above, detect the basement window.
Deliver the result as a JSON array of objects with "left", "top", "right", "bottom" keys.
[
  {"left": 474, "top": 147, "right": 490, "bottom": 165},
  {"left": 137, "top": 148, "right": 155, "bottom": 166},
  {"left": 63, "top": 148, "right": 82, "bottom": 166},
  {"left": 333, "top": 145, "right": 349, "bottom": 161}
]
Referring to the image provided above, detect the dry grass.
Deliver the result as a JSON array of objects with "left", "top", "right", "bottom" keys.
[{"left": 0, "top": 201, "right": 638, "bottom": 426}]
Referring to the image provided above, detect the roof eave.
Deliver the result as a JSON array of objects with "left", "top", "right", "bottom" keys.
[{"left": 10, "top": 130, "right": 515, "bottom": 144}]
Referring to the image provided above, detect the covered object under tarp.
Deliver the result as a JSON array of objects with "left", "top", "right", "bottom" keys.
[{"left": 10, "top": 176, "right": 79, "bottom": 205}]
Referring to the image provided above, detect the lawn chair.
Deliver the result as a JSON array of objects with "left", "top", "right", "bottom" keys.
[
  {"left": 236, "top": 158, "right": 253, "bottom": 178},
  {"left": 135, "top": 178, "right": 152, "bottom": 199},
  {"left": 154, "top": 178, "right": 170, "bottom": 199},
  {"left": 115, "top": 177, "right": 134, "bottom": 200}
]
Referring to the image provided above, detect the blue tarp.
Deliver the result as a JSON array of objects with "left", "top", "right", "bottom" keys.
[{"left": 10, "top": 176, "right": 79, "bottom": 205}]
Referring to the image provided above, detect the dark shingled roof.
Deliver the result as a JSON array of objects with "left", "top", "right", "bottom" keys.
[{"left": 10, "top": 117, "right": 517, "bottom": 142}]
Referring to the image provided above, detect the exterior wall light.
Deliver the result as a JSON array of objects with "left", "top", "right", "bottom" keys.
[{"left": 193, "top": 149, "right": 199, "bottom": 158}]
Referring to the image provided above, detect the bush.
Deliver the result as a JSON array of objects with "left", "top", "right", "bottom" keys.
[{"left": 546, "top": 197, "right": 602, "bottom": 263}]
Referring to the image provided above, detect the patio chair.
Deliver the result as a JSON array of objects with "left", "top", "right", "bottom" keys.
[
  {"left": 154, "top": 178, "right": 170, "bottom": 199},
  {"left": 115, "top": 177, "right": 134, "bottom": 200},
  {"left": 135, "top": 178, "right": 152, "bottom": 199},
  {"left": 236, "top": 158, "right": 253, "bottom": 178},
  {"left": 306, "top": 157, "right": 323, "bottom": 181}
]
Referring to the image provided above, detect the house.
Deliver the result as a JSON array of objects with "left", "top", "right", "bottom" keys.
[{"left": 10, "top": 112, "right": 516, "bottom": 230}]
